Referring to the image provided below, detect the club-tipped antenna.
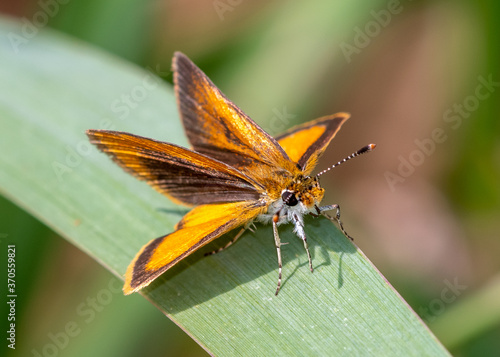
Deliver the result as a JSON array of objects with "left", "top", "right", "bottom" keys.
[{"left": 316, "top": 143, "right": 376, "bottom": 178}]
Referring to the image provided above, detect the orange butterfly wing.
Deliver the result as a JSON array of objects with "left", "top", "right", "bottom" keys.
[
  {"left": 275, "top": 113, "right": 349, "bottom": 175},
  {"left": 123, "top": 201, "right": 265, "bottom": 294},
  {"left": 86, "top": 130, "right": 264, "bottom": 206},
  {"left": 173, "top": 52, "right": 300, "bottom": 194}
]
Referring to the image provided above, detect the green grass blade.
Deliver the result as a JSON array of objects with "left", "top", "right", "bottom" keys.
[
  {"left": 0, "top": 17, "right": 449, "bottom": 356},
  {"left": 430, "top": 275, "right": 500, "bottom": 351}
]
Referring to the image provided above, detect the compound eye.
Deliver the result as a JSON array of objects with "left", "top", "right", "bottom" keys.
[{"left": 282, "top": 191, "right": 298, "bottom": 206}]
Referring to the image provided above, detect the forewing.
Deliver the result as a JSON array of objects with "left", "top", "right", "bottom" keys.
[
  {"left": 275, "top": 113, "right": 349, "bottom": 175},
  {"left": 86, "top": 130, "right": 263, "bottom": 206},
  {"left": 123, "top": 201, "right": 265, "bottom": 294},
  {"left": 173, "top": 52, "right": 299, "bottom": 187}
]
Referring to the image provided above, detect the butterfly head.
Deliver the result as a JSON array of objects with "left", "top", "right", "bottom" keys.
[{"left": 282, "top": 175, "right": 324, "bottom": 211}]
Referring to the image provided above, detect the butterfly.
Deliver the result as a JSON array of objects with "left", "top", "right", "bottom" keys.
[{"left": 86, "top": 52, "right": 375, "bottom": 296}]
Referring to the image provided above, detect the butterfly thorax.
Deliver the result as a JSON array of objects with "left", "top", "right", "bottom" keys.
[{"left": 258, "top": 175, "right": 324, "bottom": 225}]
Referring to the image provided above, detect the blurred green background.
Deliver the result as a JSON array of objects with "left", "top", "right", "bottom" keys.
[{"left": 0, "top": 0, "right": 499, "bottom": 356}]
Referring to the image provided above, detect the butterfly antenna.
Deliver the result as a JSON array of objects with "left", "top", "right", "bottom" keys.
[{"left": 316, "top": 143, "right": 376, "bottom": 178}]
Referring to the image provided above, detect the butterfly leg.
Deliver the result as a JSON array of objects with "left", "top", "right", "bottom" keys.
[
  {"left": 318, "top": 204, "right": 354, "bottom": 241},
  {"left": 292, "top": 214, "right": 313, "bottom": 273},
  {"left": 272, "top": 219, "right": 283, "bottom": 296},
  {"left": 204, "top": 227, "right": 246, "bottom": 256}
]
